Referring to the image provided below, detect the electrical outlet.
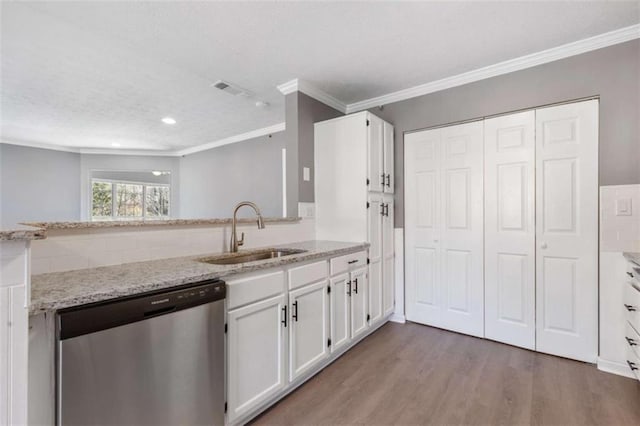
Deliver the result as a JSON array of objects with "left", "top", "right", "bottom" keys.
[{"left": 303, "top": 167, "right": 310, "bottom": 182}]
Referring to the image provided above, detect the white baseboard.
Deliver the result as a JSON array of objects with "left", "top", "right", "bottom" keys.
[
  {"left": 389, "top": 313, "right": 406, "bottom": 324},
  {"left": 597, "top": 357, "right": 637, "bottom": 379}
]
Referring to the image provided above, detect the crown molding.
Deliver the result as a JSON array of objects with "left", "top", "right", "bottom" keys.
[
  {"left": 346, "top": 24, "right": 640, "bottom": 113},
  {"left": 277, "top": 78, "right": 347, "bottom": 113},
  {"left": 175, "top": 122, "right": 286, "bottom": 156},
  {"left": 1, "top": 122, "right": 286, "bottom": 157}
]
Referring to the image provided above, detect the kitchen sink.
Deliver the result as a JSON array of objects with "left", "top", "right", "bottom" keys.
[{"left": 199, "top": 248, "right": 307, "bottom": 265}]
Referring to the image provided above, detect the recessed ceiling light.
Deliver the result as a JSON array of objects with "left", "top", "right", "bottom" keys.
[
  {"left": 152, "top": 171, "right": 162, "bottom": 176},
  {"left": 162, "top": 117, "right": 176, "bottom": 125},
  {"left": 255, "top": 101, "right": 270, "bottom": 108},
  {"left": 111, "top": 142, "right": 121, "bottom": 147}
]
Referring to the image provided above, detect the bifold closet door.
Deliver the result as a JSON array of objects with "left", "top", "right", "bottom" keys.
[
  {"left": 405, "top": 121, "right": 484, "bottom": 337},
  {"left": 535, "top": 100, "right": 598, "bottom": 363},
  {"left": 484, "top": 111, "right": 536, "bottom": 350}
]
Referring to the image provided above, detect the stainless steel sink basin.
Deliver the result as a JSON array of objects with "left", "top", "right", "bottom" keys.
[{"left": 199, "top": 248, "right": 307, "bottom": 265}]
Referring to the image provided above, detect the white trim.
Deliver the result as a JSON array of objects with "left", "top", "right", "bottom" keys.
[
  {"left": 1, "top": 122, "right": 286, "bottom": 157},
  {"left": 346, "top": 24, "right": 640, "bottom": 113},
  {"left": 277, "top": 79, "right": 347, "bottom": 113},
  {"left": 394, "top": 228, "right": 405, "bottom": 322},
  {"left": 389, "top": 313, "right": 406, "bottom": 324},
  {"left": 175, "top": 122, "right": 286, "bottom": 156},
  {"left": 281, "top": 148, "right": 287, "bottom": 218},
  {"left": 597, "top": 357, "right": 637, "bottom": 379}
]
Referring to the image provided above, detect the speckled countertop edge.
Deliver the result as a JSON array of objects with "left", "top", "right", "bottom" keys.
[
  {"left": 30, "top": 240, "right": 369, "bottom": 314},
  {"left": 623, "top": 252, "right": 640, "bottom": 267},
  {"left": 23, "top": 216, "right": 300, "bottom": 230},
  {"left": 0, "top": 224, "right": 46, "bottom": 241}
]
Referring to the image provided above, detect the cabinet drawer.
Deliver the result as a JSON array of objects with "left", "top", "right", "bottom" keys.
[
  {"left": 330, "top": 251, "right": 367, "bottom": 276},
  {"left": 288, "top": 261, "right": 328, "bottom": 290},
  {"left": 226, "top": 270, "right": 285, "bottom": 310},
  {"left": 624, "top": 281, "right": 640, "bottom": 332},
  {"left": 625, "top": 339, "right": 640, "bottom": 382},
  {"left": 624, "top": 321, "right": 640, "bottom": 360}
]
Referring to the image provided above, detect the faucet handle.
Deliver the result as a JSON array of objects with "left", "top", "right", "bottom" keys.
[{"left": 238, "top": 232, "right": 245, "bottom": 247}]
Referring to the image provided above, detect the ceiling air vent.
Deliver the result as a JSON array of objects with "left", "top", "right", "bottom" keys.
[{"left": 211, "top": 80, "right": 254, "bottom": 97}]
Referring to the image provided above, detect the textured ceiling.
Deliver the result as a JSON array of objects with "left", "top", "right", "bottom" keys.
[{"left": 1, "top": 1, "right": 638, "bottom": 151}]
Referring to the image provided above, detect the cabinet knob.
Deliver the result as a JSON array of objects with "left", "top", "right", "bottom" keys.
[{"left": 540, "top": 242, "right": 548, "bottom": 249}]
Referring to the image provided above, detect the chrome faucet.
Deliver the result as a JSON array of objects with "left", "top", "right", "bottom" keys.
[{"left": 230, "top": 201, "right": 265, "bottom": 252}]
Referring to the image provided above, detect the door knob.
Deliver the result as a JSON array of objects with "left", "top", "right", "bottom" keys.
[{"left": 540, "top": 242, "right": 548, "bottom": 249}]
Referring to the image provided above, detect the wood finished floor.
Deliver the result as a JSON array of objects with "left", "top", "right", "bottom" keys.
[{"left": 252, "top": 322, "right": 640, "bottom": 426}]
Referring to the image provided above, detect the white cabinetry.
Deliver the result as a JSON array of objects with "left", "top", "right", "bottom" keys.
[
  {"left": 226, "top": 271, "right": 288, "bottom": 425},
  {"left": 315, "top": 111, "right": 395, "bottom": 327},
  {"left": 623, "top": 257, "right": 640, "bottom": 381}
]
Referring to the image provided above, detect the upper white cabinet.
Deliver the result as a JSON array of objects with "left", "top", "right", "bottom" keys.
[{"left": 315, "top": 111, "right": 395, "bottom": 327}]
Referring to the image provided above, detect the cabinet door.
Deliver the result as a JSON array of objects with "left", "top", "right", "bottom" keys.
[
  {"left": 289, "top": 281, "right": 330, "bottom": 381},
  {"left": 368, "top": 114, "right": 384, "bottom": 193},
  {"left": 484, "top": 111, "right": 535, "bottom": 350},
  {"left": 227, "top": 294, "right": 287, "bottom": 424},
  {"left": 383, "top": 121, "right": 394, "bottom": 193},
  {"left": 382, "top": 198, "right": 395, "bottom": 317},
  {"left": 330, "top": 274, "right": 351, "bottom": 352},
  {"left": 369, "top": 260, "right": 383, "bottom": 324},
  {"left": 350, "top": 267, "right": 369, "bottom": 339},
  {"left": 535, "top": 100, "right": 598, "bottom": 363}
]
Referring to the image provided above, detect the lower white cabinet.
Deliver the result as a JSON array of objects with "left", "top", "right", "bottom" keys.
[
  {"left": 227, "top": 294, "right": 287, "bottom": 424},
  {"left": 289, "top": 280, "right": 330, "bottom": 381},
  {"left": 330, "top": 273, "right": 352, "bottom": 353},
  {"left": 350, "top": 267, "right": 369, "bottom": 339}
]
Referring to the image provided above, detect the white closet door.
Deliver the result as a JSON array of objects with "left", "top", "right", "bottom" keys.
[
  {"left": 368, "top": 115, "right": 384, "bottom": 193},
  {"left": 484, "top": 111, "right": 536, "bottom": 349},
  {"left": 439, "top": 121, "right": 484, "bottom": 337},
  {"left": 535, "top": 100, "right": 598, "bottom": 362},
  {"left": 405, "top": 128, "right": 442, "bottom": 327},
  {"left": 405, "top": 121, "right": 484, "bottom": 336}
]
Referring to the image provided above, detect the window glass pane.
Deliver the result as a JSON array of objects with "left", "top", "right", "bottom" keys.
[
  {"left": 91, "top": 181, "right": 113, "bottom": 219},
  {"left": 115, "top": 183, "right": 143, "bottom": 217},
  {"left": 145, "top": 186, "right": 170, "bottom": 217}
]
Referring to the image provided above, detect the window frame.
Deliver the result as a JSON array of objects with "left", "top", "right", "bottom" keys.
[{"left": 90, "top": 178, "right": 171, "bottom": 220}]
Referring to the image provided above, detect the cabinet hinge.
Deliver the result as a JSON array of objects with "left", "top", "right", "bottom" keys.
[
  {"left": 367, "top": 314, "right": 370, "bottom": 322},
  {"left": 366, "top": 119, "right": 370, "bottom": 126},
  {"left": 224, "top": 323, "right": 227, "bottom": 334},
  {"left": 327, "top": 285, "right": 331, "bottom": 294},
  {"left": 224, "top": 402, "right": 227, "bottom": 413},
  {"left": 367, "top": 258, "right": 370, "bottom": 265},
  {"left": 328, "top": 338, "right": 332, "bottom": 347},
  {"left": 366, "top": 202, "right": 370, "bottom": 209}
]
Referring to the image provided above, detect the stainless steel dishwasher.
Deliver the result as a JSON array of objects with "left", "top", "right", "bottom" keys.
[{"left": 57, "top": 279, "right": 226, "bottom": 426}]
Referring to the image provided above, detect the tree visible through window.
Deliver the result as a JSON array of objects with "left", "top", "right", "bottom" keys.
[{"left": 91, "top": 180, "right": 170, "bottom": 220}]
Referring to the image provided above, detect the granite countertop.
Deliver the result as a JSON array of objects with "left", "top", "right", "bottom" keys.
[
  {"left": 623, "top": 252, "right": 640, "bottom": 267},
  {"left": 0, "top": 224, "right": 46, "bottom": 241},
  {"left": 24, "top": 216, "right": 300, "bottom": 230},
  {"left": 30, "top": 240, "right": 369, "bottom": 314}
]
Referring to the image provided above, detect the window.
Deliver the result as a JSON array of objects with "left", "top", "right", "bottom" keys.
[{"left": 91, "top": 179, "right": 170, "bottom": 220}]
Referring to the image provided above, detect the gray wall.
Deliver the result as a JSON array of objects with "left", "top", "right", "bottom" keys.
[
  {"left": 80, "top": 154, "right": 180, "bottom": 219},
  {"left": 0, "top": 143, "right": 81, "bottom": 226},
  {"left": 285, "top": 92, "right": 343, "bottom": 215},
  {"left": 371, "top": 40, "right": 640, "bottom": 227},
  {"left": 179, "top": 132, "right": 285, "bottom": 219}
]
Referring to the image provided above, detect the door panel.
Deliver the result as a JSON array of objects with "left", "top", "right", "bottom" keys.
[
  {"left": 350, "top": 267, "right": 369, "bottom": 339},
  {"left": 382, "top": 197, "right": 395, "bottom": 317},
  {"left": 484, "top": 111, "right": 535, "bottom": 349},
  {"left": 405, "top": 129, "right": 442, "bottom": 326},
  {"left": 383, "top": 121, "right": 394, "bottom": 193},
  {"left": 368, "top": 115, "right": 384, "bottom": 193},
  {"left": 289, "top": 281, "right": 330, "bottom": 381},
  {"left": 535, "top": 100, "right": 598, "bottom": 362},
  {"left": 368, "top": 260, "right": 383, "bottom": 324},
  {"left": 227, "top": 295, "right": 286, "bottom": 423},
  {"left": 330, "top": 274, "right": 351, "bottom": 352},
  {"left": 368, "top": 195, "right": 383, "bottom": 263}
]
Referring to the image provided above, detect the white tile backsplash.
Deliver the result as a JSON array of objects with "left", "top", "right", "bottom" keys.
[{"left": 31, "top": 219, "right": 315, "bottom": 274}]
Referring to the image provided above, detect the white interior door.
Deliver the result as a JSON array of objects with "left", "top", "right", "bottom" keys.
[
  {"left": 405, "top": 128, "right": 442, "bottom": 327},
  {"left": 368, "top": 115, "right": 384, "bottom": 193},
  {"left": 484, "top": 111, "right": 536, "bottom": 349},
  {"left": 439, "top": 121, "right": 484, "bottom": 337},
  {"left": 535, "top": 100, "right": 598, "bottom": 362},
  {"left": 405, "top": 121, "right": 484, "bottom": 337}
]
